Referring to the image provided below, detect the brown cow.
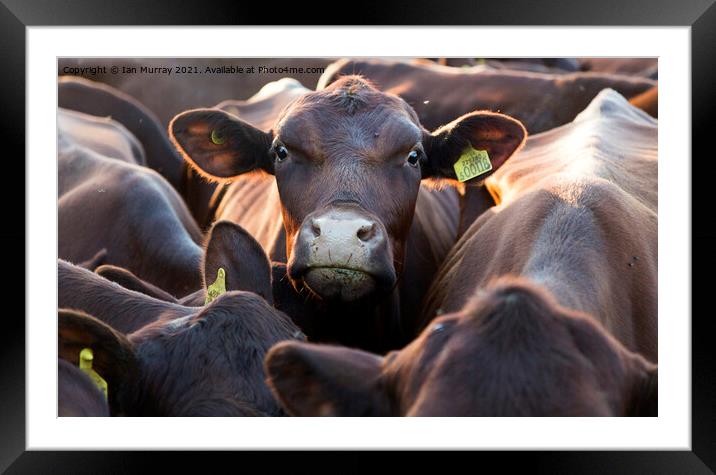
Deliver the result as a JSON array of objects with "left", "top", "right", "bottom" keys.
[
  {"left": 58, "top": 76, "right": 217, "bottom": 229},
  {"left": 317, "top": 58, "right": 656, "bottom": 235},
  {"left": 58, "top": 108, "right": 145, "bottom": 165},
  {"left": 170, "top": 76, "right": 523, "bottom": 352},
  {"left": 59, "top": 109, "right": 204, "bottom": 297},
  {"left": 422, "top": 88, "right": 657, "bottom": 362},
  {"left": 265, "top": 277, "right": 657, "bottom": 416},
  {"left": 58, "top": 263, "right": 303, "bottom": 416},
  {"left": 263, "top": 90, "right": 657, "bottom": 416},
  {"left": 317, "top": 59, "right": 656, "bottom": 133},
  {"left": 58, "top": 357, "right": 110, "bottom": 417}
]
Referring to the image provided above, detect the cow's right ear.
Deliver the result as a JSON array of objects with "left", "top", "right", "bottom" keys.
[
  {"left": 58, "top": 309, "right": 139, "bottom": 412},
  {"left": 169, "top": 109, "right": 274, "bottom": 179},
  {"left": 264, "top": 341, "right": 390, "bottom": 416}
]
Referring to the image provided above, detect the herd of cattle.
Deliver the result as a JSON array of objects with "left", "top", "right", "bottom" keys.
[{"left": 58, "top": 57, "right": 658, "bottom": 417}]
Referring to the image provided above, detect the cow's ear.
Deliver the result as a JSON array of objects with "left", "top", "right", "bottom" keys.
[
  {"left": 422, "top": 111, "right": 526, "bottom": 182},
  {"left": 264, "top": 341, "right": 390, "bottom": 416},
  {"left": 58, "top": 309, "right": 139, "bottom": 412},
  {"left": 203, "top": 221, "right": 273, "bottom": 304},
  {"left": 169, "top": 108, "right": 274, "bottom": 179},
  {"left": 564, "top": 313, "right": 658, "bottom": 416}
]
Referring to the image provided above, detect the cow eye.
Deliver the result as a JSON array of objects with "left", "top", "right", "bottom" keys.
[
  {"left": 274, "top": 145, "right": 289, "bottom": 162},
  {"left": 407, "top": 150, "right": 420, "bottom": 167}
]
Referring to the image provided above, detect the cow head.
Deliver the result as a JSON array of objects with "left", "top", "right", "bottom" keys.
[
  {"left": 264, "top": 278, "right": 658, "bottom": 416},
  {"left": 170, "top": 76, "right": 526, "bottom": 302},
  {"left": 58, "top": 295, "right": 305, "bottom": 416}
]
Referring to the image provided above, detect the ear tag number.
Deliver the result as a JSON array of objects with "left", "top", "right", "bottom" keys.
[
  {"left": 205, "top": 267, "right": 227, "bottom": 305},
  {"left": 211, "top": 129, "right": 226, "bottom": 145},
  {"left": 79, "top": 348, "right": 108, "bottom": 401},
  {"left": 453, "top": 146, "right": 492, "bottom": 182}
]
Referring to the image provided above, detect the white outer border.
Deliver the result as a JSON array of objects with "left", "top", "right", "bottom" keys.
[{"left": 27, "top": 26, "right": 690, "bottom": 450}]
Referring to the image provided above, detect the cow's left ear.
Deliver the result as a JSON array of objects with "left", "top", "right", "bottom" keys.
[
  {"left": 422, "top": 111, "right": 526, "bottom": 182},
  {"left": 264, "top": 341, "right": 390, "bottom": 416}
]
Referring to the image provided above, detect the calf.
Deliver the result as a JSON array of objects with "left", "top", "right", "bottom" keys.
[
  {"left": 59, "top": 109, "right": 204, "bottom": 297},
  {"left": 170, "top": 76, "right": 522, "bottom": 352},
  {"left": 265, "top": 277, "right": 657, "bottom": 416},
  {"left": 58, "top": 262, "right": 302, "bottom": 416},
  {"left": 58, "top": 76, "right": 217, "bottom": 229}
]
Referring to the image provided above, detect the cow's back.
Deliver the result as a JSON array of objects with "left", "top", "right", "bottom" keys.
[
  {"left": 318, "top": 58, "right": 656, "bottom": 133},
  {"left": 58, "top": 108, "right": 145, "bottom": 165},
  {"left": 58, "top": 128, "right": 204, "bottom": 297},
  {"left": 423, "top": 90, "right": 657, "bottom": 360}
]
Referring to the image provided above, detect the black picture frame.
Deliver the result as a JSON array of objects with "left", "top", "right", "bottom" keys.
[{"left": 3, "top": 0, "right": 712, "bottom": 472}]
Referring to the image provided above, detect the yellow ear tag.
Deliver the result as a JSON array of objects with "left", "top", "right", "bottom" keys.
[
  {"left": 211, "top": 129, "right": 226, "bottom": 145},
  {"left": 205, "top": 267, "right": 227, "bottom": 305},
  {"left": 78, "top": 348, "right": 108, "bottom": 401},
  {"left": 453, "top": 145, "right": 492, "bottom": 182}
]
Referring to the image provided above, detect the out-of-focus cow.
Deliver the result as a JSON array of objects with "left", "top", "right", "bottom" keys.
[
  {"left": 58, "top": 260, "right": 303, "bottom": 416},
  {"left": 317, "top": 58, "right": 656, "bottom": 133},
  {"left": 59, "top": 108, "right": 203, "bottom": 297},
  {"left": 58, "top": 76, "right": 218, "bottom": 229}
]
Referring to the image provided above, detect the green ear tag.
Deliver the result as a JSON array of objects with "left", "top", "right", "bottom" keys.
[
  {"left": 205, "top": 267, "right": 227, "bottom": 305},
  {"left": 453, "top": 145, "right": 492, "bottom": 182},
  {"left": 79, "top": 348, "right": 108, "bottom": 401},
  {"left": 210, "top": 129, "right": 226, "bottom": 145}
]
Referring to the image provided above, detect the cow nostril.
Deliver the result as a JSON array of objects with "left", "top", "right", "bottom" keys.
[
  {"left": 357, "top": 223, "right": 377, "bottom": 242},
  {"left": 310, "top": 221, "right": 321, "bottom": 238}
]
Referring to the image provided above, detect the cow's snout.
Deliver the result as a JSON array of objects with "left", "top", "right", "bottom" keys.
[
  {"left": 308, "top": 216, "right": 381, "bottom": 245},
  {"left": 288, "top": 206, "right": 396, "bottom": 302}
]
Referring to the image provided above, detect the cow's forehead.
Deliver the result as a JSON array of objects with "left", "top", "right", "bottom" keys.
[{"left": 276, "top": 101, "right": 422, "bottom": 157}]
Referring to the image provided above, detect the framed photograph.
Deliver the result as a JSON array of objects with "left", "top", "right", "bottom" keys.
[{"left": 4, "top": 0, "right": 712, "bottom": 471}]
